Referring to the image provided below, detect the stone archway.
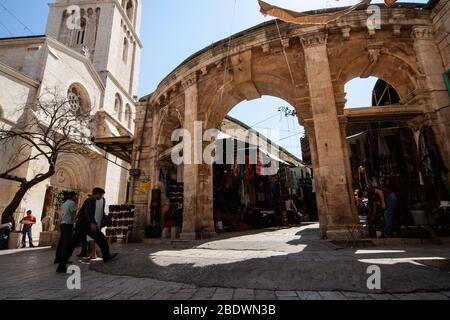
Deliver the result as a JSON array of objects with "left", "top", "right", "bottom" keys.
[{"left": 133, "top": 5, "right": 450, "bottom": 241}]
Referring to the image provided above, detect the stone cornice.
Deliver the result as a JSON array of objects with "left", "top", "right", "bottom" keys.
[
  {"left": 0, "top": 61, "right": 41, "bottom": 88},
  {"left": 143, "top": 6, "right": 433, "bottom": 105}
]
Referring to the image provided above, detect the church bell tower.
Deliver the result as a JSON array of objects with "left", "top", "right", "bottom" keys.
[{"left": 45, "top": 0, "right": 143, "bottom": 117}]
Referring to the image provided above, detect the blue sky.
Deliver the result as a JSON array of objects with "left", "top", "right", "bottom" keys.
[{"left": 0, "top": 0, "right": 427, "bottom": 158}]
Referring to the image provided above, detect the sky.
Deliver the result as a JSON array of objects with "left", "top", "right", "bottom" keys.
[{"left": 0, "top": 0, "right": 427, "bottom": 158}]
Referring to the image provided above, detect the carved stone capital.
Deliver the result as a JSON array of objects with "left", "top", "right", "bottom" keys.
[
  {"left": 411, "top": 26, "right": 434, "bottom": 40},
  {"left": 181, "top": 72, "right": 198, "bottom": 90},
  {"left": 300, "top": 32, "right": 328, "bottom": 48},
  {"left": 341, "top": 27, "right": 351, "bottom": 41}
]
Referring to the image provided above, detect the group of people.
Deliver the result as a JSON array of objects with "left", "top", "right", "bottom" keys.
[
  {"left": 19, "top": 188, "right": 118, "bottom": 273},
  {"left": 54, "top": 187, "right": 118, "bottom": 273}
]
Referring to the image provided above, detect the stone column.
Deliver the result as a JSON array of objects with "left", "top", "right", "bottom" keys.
[
  {"left": 304, "top": 119, "right": 328, "bottom": 238},
  {"left": 180, "top": 73, "right": 216, "bottom": 240},
  {"left": 411, "top": 26, "right": 450, "bottom": 174},
  {"left": 339, "top": 116, "right": 359, "bottom": 219},
  {"left": 301, "top": 32, "right": 359, "bottom": 240}
]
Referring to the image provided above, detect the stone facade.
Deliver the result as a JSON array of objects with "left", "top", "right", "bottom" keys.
[
  {"left": 131, "top": 1, "right": 450, "bottom": 241},
  {"left": 0, "top": 0, "right": 142, "bottom": 241}
]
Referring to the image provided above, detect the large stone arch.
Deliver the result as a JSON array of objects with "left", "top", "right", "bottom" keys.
[{"left": 133, "top": 4, "right": 449, "bottom": 241}]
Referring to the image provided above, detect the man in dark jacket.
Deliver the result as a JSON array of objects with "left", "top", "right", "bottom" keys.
[{"left": 56, "top": 188, "right": 117, "bottom": 273}]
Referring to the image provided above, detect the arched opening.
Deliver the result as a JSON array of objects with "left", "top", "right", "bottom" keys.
[
  {"left": 42, "top": 155, "right": 93, "bottom": 232},
  {"left": 75, "top": 18, "right": 87, "bottom": 46},
  {"left": 124, "top": 104, "right": 132, "bottom": 129},
  {"left": 125, "top": 0, "right": 134, "bottom": 23},
  {"left": 344, "top": 77, "right": 450, "bottom": 237},
  {"left": 344, "top": 77, "right": 400, "bottom": 109},
  {"left": 212, "top": 96, "right": 316, "bottom": 234},
  {"left": 67, "top": 83, "right": 91, "bottom": 114},
  {"left": 122, "top": 37, "right": 129, "bottom": 63},
  {"left": 114, "top": 94, "right": 123, "bottom": 121},
  {"left": 150, "top": 109, "right": 184, "bottom": 231}
]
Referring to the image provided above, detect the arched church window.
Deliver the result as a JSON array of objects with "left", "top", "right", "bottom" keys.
[
  {"left": 68, "top": 85, "right": 90, "bottom": 114},
  {"left": 114, "top": 94, "right": 123, "bottom": 121},
  {"left": 76, "top": 18, "right": 87, "bottom": 45},
  {"left": 122, "top": 37, "right": 129, "bottom": 63},
  {"left": 125, "top": 104, "right": 132, "bottom": 129},
  {"left": 125, "top": 0, "right": 134, "bottom": 23}
]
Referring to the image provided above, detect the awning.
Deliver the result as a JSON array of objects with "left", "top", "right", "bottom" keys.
[{"left": 93, "top": 136, "right": 134, "bottom": 163}]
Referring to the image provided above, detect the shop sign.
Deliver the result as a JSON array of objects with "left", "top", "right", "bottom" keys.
[{"left": 136, "top": 180, "right": 151, "bottom": 193}]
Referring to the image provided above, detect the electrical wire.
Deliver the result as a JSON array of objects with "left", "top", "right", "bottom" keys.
[
  {"left": 0, "top": 20, "right": 13, "bottom": 36},
  {"left": 0, "top": 1, "right": 35, "bottom": 35}
]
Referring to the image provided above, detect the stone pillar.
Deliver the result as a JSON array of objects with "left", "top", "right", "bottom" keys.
[
  {"left": 129, "top": 101, "right": 153, "bottom": 241},
  {"left": 339, "top": 116, "right": 359, "bottom": 219},
  {"left": 301, "top": 32, "right": 359, "bottom": 240},
  {"left": 180, "top": 73, "right": 216, "bottom": 240},
  {"left": 304, "top": 120, "right": 328, "bottom": 238},
  {"left": 411, "top": 25, "right": 450, "bottom": 176}
]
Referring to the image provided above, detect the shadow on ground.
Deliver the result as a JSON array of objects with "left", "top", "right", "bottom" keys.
[{"left": 90, "top": 224, "right": 450, "bottom": 293}]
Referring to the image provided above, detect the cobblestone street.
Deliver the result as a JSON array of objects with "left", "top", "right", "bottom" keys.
[{"left": 1, "top": 224, "right": 450, "bottom": 300}]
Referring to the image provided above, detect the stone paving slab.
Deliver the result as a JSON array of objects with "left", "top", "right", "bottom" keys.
[
  {"left": 1, "top": 225, "right": 450, "bottom": 300},
  {"left": 89, "top": 225, "right": 450, "bottom": 293}
]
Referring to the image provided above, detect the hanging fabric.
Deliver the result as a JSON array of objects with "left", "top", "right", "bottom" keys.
[{"left": 258, "top": 0, "right": 371, "bottom": 25}]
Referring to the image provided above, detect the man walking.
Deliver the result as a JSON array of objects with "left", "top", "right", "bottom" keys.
[
  {"left": 54, "top": 192, "right": 77, "bottom": 264},
  {"left": 56, "top": 188, "right": 118, "bottom": 273},
  {"left": 20, "top": 210, "right": 36, "bottom": 248}
]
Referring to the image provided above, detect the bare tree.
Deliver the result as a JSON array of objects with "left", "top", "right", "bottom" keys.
[{"left": 0, "top": 89, "right": 95, "bottom": 227}]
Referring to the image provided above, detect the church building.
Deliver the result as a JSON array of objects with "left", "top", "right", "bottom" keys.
[{"left": 0, "top": 0, "right": 142, "bottom": 241}]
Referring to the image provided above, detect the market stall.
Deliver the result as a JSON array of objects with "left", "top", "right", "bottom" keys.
[{"left": 347, "top": 121, "right": 450, "bottom": 237}]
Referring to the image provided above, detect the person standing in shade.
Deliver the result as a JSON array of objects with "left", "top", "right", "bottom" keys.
[
  {"left": 56, "top": 188, "right": 118, "bottom": 273},
  {"left": 368, "top": 185, "right": 397, "bottom": 238},
  {"left": 54, "top": 192, "right": 77, "bottom": 264},
  {"left": 20, "top": 210, "right": 36, "bottom": 248}
]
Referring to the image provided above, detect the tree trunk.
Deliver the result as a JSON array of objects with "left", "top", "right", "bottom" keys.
[
  {"left": 1, "top": 184, "right": 28, "bottom": 229},
  {"left": 1, "top": 167, "right": 55, "bottom": 229}
]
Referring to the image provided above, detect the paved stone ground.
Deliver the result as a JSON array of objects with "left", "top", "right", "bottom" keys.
[{"left": 0, "top": 224, "right": 449, "bottom": 300}]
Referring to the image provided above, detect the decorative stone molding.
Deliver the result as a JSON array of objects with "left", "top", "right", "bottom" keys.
[
  {"left": 281, "top": 38, "right": 290, "bottom": 48},
  {"left": 181, "top": 72, "right": 198, "bottom": 90},
  {"left": 300, "top": 32, "right": 328, "bottom": 48},
  {"left": 411, "top": 26, "right": 434, "bottom": 40},
  {"left": 261, "top": 43, "right": 271, "bottom": 54},
  {"left": 215, "top": 60, "right": 225, "bottom": 71},
  {"left": 393, "top": 25, "right": 401, "bottom": 37},
  {"left": 368, "top": 48, "right": 381, "bottom": 64},
  {"left": 367, "top": 26, "right": 376, "bottom": 38},
  {"left": 341, "top": 27, "right": 351, "bottom": 41}
]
